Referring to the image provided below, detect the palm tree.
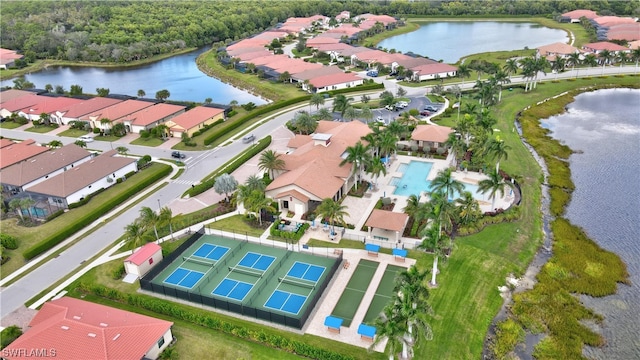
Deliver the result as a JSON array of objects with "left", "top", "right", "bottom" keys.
[
  {"left": 366, "top": 156, "right": 387, "bottom": 189},
  {"left": 100, "top": 118, "right": 112, "bottom": 135},
  {"left": 630, "top": 48, "right": 640, "bottom": 74},
  {"left": 115, "top": 146, "right": 129, "bottom": 156},
  {"left": 386, "top": 121, "right": 407, "bottom": 140},
  {"left": 567, "top": 52, "right": 582, "bottom": 77},
  {"left": 111, "top": 122, "right": 126, "bottom": 137},
  {"left": 455, "top": 191, "right": 481, "bottom": 225},
  {"left": 492, "top": 69, "right": 510, "bottom": 102},
  {"left": 615, "top": 52, "right": 628, "bottom": 73},
  {"left": 369, "top": 304, "right": 408, "bottom": 360},
  {"left": 485, "top": 137, "right": 511, "bottom": 174},
  {"left": 393, "top": 287, "right": 433, "bottom": 358},
  {"left": 246, "top": 191, "right": 275, "bottom": 226},
  {"left": 293, "top": 111, "right": 317, "bottom": 135},
  {"left": 315, "top": 198, "right": 348, "bottom": 235},
  {"left": 551, "top": 57, "right": 566, "bottom": 79},
  {"left": 532, "top": 56, "right": 549, "bottom": 89},
  {"left": 457, "top": 63, "right": 471, "bottom": 87},
  {"left": 418, "top": 224, "right": 449, "bottom": 286},
  {"left": 309, "top": 93, "right": 325, "bottom": 112},
  {"left": 47, "top": 140, "right": 63, "bottom": 148},
  {"left": 332, "top": 94, "right": 351, "bottom": 117},
  {"left": 360, "top": 105, "right": 374, "bottom": 123},
  {"left": 139, "top": 206, "right": 160, "bottom": 240},
  {"left": 340, "top": 141, "right": 371, "bottom": 190},
  {"left": 258, "top": 150, "right": 285, "bottom": 180},
  {"left": 137, "top": 89, "right": 146, "bottom": 98},
  {"left": 74, "top": 140, "right": 87, "bottom": 148},
  {"left": 124, "top": 220, "right": 148, "bottom": 249},
  {"left": 378, "top": 131, "right": 398, "bottom": 159},
  {"left": 159, "top": 206, "right": 174, "bottom": 240},
  {"left": 244, "top": 174, "right": 266, "bottom": 192},
  {"left": 8, "top": 198, "right": 24, "bottom": 220},
  {"left": 503, "top": 58, "right": 519, "bottom": 81},
  {"left": 342, "top": 106, "right": 358, "bottom": 122},
  {"left": 583, "top": 53, "right": 598, "bottom": 69},
  {"left": 314, "top": 107, "right": 333, "bottom": 121},
  {"left": 598, "top": 49, "right": 614, "bottom": 74},
  {"left": 429, "top": 168, "right": 465, "bottom": 201},
  {"left": 478, "top": 169, "right": 510, "bottom": 210},
  {"left": 393, "top": 265, "right": 430, "bottom": 305}
]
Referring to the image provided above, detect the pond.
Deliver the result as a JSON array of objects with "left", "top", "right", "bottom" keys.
[
  {"left": 377, "top": 21, "right": 568, "bottom": 63},
  {"left": 1, "top": 48, "right": 267, "bottom": 105}
]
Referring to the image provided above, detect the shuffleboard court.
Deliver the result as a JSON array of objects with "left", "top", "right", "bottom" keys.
[
  {"left": 331, "top": 259, "right": 379, "bottom": 327},
  {"left": 363, "top": 264, "right": 406, "bottom": 324},
  {"left": 163, "top": 267, "right": 205, "bottom": 289}
]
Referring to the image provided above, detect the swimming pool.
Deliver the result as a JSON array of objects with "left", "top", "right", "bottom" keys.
[{"left": 391, "top": 161, "right": 486, "bottom": 200}]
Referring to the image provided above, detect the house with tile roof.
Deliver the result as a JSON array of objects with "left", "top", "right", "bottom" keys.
[
  {"left": 0, "top": 93, "right": 41, "bottom": 119},
  {"left": 79, "top": 99, "right": 155, "bottom": 132},
  {"left": 0, "top": 48, "right": 23, "bottom": 69},
  {"left": 55, "top": 97, "right": 123, "bottom": 125},
  {"left": 411, "top": 62, "right": 458, "bottom": 81},
  {"left": 17, "top": 96, "right": 84, "bottom": 122},
  {"left": 125, "top": 242, "right": 163, "bottom": 278},
  {"left": 411, "top": 125, "right": 454, "bottom": 151},
  {"left": 606, "top": 23, "right": 640, "bottom": 41},
  {"left": 559, "top": 9, "right": 599, "bottom": 23},
  {"left": 0, "top": 139, "right": 50, "bottom": 170},
  {"left": 536, "top": 42, "right": 580, "bottom": 60},
  {"left": 265, "top": 121, "right": 371, "bottom": 215},
  {"left": 2, "top": 297, "right": 173, "bottom": 360},
  {"left": 165, "top": 105, "right": 225, "bottom": 138},
  {"left": 24, "top": 150, "right": 138, "bottom": 208},
  {"left": 117, "top": 102, "right": 186, "bottom": 133},
  {"left": 0, "top": 89, "right": 34, "bottom": 103},
  {"left": 307, "top": 72, "right": 364, "bottom": 93}
]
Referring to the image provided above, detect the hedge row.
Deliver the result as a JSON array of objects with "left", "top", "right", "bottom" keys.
[
  {"left": 23, "top": 164, "right": 172, "bottom": 260},
  {"left": 187, "top": 136, "right": 272, "bottom": 197},
  {"left": 202, "top": 82, "right": 384, "bottom": 146},
  {"left": 270, "top": 221, "right": 310, "bottom": 242},
  {"left": 76, "top": 283, "right": 354, "bottom": 360}
]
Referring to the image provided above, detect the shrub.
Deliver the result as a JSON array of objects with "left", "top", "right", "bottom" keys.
[
  {"left": 0, "top": 325, "right": 22, "bottom": 348},
  {"left": 45, "top": 209, "right": 64, "bottom": 221},
  {"left": 0, "top": 234, "right": 19, "bottom": 250},
  {"left": 93, "top": 127, "right": 101, "bottom": 134},
  {"left": 111, "top": 263, "right": 126, "bottom": 280}
]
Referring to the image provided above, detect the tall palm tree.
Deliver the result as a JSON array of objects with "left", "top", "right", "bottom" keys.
[
  {"left": 429, "top": 168, "right": 465, "bottom": 201},
  {"left": 100, "top": 118, "right": 112, "bottom": 134},
  {"left": 309, "top": 93, "right": 325, "bottom": 112},
  {"left": 393, "top": 265, "right": 430, "bottom": 307},
  {"left": 340, "top": 141, "right": 371, "bottom": 190},
  {"left": 8, "top": 198, "right": 24, "bottom": 220},
  {"left": 244, "top": 174, "right": 266, "bottom": 192},
  {"left": 457, "top": 63, "right": 471, "bottom": 87},
  {"left": 315, "top": 198, "right": 348, "bottom": 234},
  {"left": 503, "top": 58, "right": 519, "bottom": 81},
  {"left": 366, "top": 156, "right": 387, "bottom": 189},
  {"left": 386, "top": 121, "right": 407, "bottom": 140},
  {"left": 342, "top": 106, "right": 359, "bottom": 122},
  {"left": 293, "top": 111, "right": 317, "bottom": 135},
  {"left": 392, "top": 290, "right": 433, "bottom": 359},
  {"left": 159, "top": 206, "right": 174, "bottom": 240},
  {"left": 332, "top": 94, "right": 351, "bottom": 117},
  {"left": 378, "top": 131, "right": 398, "bottom": 159},
  {"left": 258, "top": 150, "right": 285, "bottom": 180},
  {"left": 360, "top": 105, "right": 374, "bottom": 123},
  {"left": 314, "top": 107, "right": 333, "bottom": 121},
  {"left": 124, "top": 220, "right": 148, "bottom": 249},
  {"left": 47, "top": 140, "right": 63, "bottom": 148},
  {"left": 492, "top": 69, "right": 510, "bottom": 102},
  {"left": 551, "top": 57, "right": 566, "bottom": 79},
  {"left": 246, "top": 191, "right": 275, "bottom": 226},
  {"left": 583, "top": 53, "right": 598, "bottom": 69},
  {"left": 369, "top": 304, "right": 408, "bottom": 360},
  {"left": 567, "top": 52, "right": 582, "bottom": 77},
  {"left": 139, "top": 206, "right": 160, "bottom": 240},
  {"left": 478, "top": 169, "right": 510, "bottom": 210},
  {"left": 485, "top": 137, "right": 511, "bottom": 174},
  {"left": 418, "top": 224, "right": 450, "bottom": 286},
  {"left": 630, "top": 48, "right": 640, "bottom": 74},
  {"left": 615, "top": 52, "right": 628, "bottom": 73},
  {"left": 455, "top": 191, "right": 481, "bottom": 225},
  {"left": 532, "top": 56, "right": 549, "bottom": 90},
  {"left": 598, "top": 49, "right": 614, "bottom": 74},
  {"left": 137, "top": 89, "right": 146, "bottom": 98}
]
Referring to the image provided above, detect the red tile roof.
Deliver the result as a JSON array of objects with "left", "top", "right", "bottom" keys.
[
  {"left": 118, "top": 103, "right": 185, "bottom": 127},
  {"left": 561, "top": 10, "right": 598, "bottom": 19},
  {"left": 309, "top": 72, "right": 363, "bottom": 88},
  {"left": 537, "top": 42, "right": 579, "bottom": 56},
  {"left": 412, "top": 62, "right": 458, "bottom": 75},
  {"left": 2, "top": 297, "right": 172, "bottom": 360},
  {"left": 20, "top": 96, "right": 84, "bottom": 116},
  {"left": 80, "top": 99, "right": 154, "bottom": 122},
  {"left": 0, "top": 139, "right": 50, "bottom": 169},
  {"left": 0, "top": 89, "right": 34, "bottom": 102},
  {"left": 274, "top": 189, "right": 310, "bottom": 203},
  {"left": 0, "top": 93, "right": 41, "bottom": 112},
  {"left": 63, "top": 97, "right": 123, "bottom": 119},
  {"left": 365, "top": 209, "right": 409, "bottom": 232},
  {"left": 168, "top": 106, "right": 224, "bottom": 131},
  {"left": 411, "top": 125, "right": 454, "bottom": 143},
  {"left": 593, "top": 16, "right": 637, "bottom": 27},
  {"left": 583, "top": 41, "right": 629, "bottom": 51},
  {"left": 126, "top": 242, "right": 162, "bottom": 266},
  {"left": 292, "top": 65, "right": 344, "bottom": 81}
]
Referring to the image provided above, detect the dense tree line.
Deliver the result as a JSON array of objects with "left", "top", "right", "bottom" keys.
[{"left": 1, "top": 1, "right": 637, "bottom": 63}]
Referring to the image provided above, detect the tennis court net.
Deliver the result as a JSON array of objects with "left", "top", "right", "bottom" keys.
[
  {"left": 228, "top": 266, "right": 263, "bottom": 278},
  {"left": 279, "top": 276, "right": 315, "bottom": 290},
  {"left": 184, "top": 256, "right": 215, "bottom": 267}
]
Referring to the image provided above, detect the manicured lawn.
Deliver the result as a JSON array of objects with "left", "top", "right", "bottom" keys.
[
  {"left": 93, "top": 135, "right": 120, "bottom": 142},
  {"left": 130, "top": 137, "right": 164, "bottom": 147},
  {"left": 24, "top": 126, "right": 57, "bottom": 133},
  {"left": 0, "top": 121, "right": 23, "bottom": 129},
  {"left": 57, "top": 129, "right": 91, "bottom": 138},
  {"left": 0, "top": 163, "right": 171, "bottom": 279},
  {"left": 206, "top": 214, "right": 266, "bottom": 237}
]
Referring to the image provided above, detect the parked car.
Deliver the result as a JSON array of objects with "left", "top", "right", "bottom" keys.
[
  {"left": 77, "top": 135, "right": 94, "bottom": 143},
  {"left": 376, "top": 116, "right": 384, "bottom": 122},
  {"left": 398, "top": 101, "right": 408, "bottom": 107},
  {"left": 396, "top": 76, "right": 405, "bottom": 81},
  {"left": 420, "top": 111, "right": 430, "bottom": 116},
  {"left": 242, "top": 134, "right": 255, "bottom": 143},
  {"left": 385, "top": 105, "right": 394, "bottom": 111},
  {"left": 424, "top": 105, "right": 438, "bottom": 112},
  {"left": 171, "top": 151, "right": 186, "bottom": 159},
  {"left": 366, "top": 70, "right": 378, "bottom": 77}
]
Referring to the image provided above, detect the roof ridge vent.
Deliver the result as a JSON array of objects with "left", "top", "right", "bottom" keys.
[
  {"left": 61, "top": 325, "right": 69, "bottom": 330},
  {"left": 73, "top": 315, "right": 81, "bottom": 320},
  {"left": 88, "top": 333, "right": 97, "bottom": 338},
  {"left": 112, "top": 334, "right": 121, "bottom": 341},
  {"left": 99, "top": 322, "right": 108, "bottom": 327}
]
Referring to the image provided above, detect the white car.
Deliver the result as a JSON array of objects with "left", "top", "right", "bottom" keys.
[{"left": 77, "top": 135, "right": 94, "bottom": 143}]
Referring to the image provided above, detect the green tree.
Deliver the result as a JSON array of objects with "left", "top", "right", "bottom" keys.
[
  {"left": 8, "top": 198, "right": 25, "bottom": 220},
  {"left": 137, "top": 89, "right": 146, "bottom": 97},
  {"left": 278, "top": 71, "right": 291, "bottom": 83},
  {"left": 213, "top": 173, "right": 238, "bottom": 202},
  {"left": 478, "top": 169, "right": 510, "bottom": 210},
  {"left": 124, "top": 220, "right": 148, "bottom": 249},
  {"left": 155, "top": 89, "right": 170, "bottom": 101},
  {"left": 396, "top": 86, "right": 407, "bottom": 98},
  {"left": 115, "top": 146, "right": 129, "bottom": 156},
  {"left": 204, "top": 97, "right": 213, "bottom": 104},
  {"left": 365, "top": 156, "right": 387, "bottom": 189},
  {"left": 309, "top": 93, "right": 325, "bottom": 111},
  {"left": 12, "top": 76, "right": 35, "bottom": 90},
  {"left": 245, "top": 191, "right": 275, "bottom": 226},
  {"left": 369, "top": 304, "right": 409, "bottom": 360},
  {"left": 96, "top": 87, "right": 110, "bottom": 97},
  {"left": 258, "top": 150, "right": 285, "bottom": 180},
  {"left": 47, "top": 140, "right": 63, "bottom": 148},
  {"left": 485, "top": 137, "right": 511, "bottom": 174},
  {"left": 159, "top": 206, "right": 174, "bottom": 240},
  {"left": 111, "top": 122, "right": 127, "bottom": 137},
  {"left": 332, "top": 94, "right": 351, "bottom": 117},
  {"left": 360, "top": 105, "right": 374, "bottom": 123},
  {"left": 342, "top": 106, "right": 359, "bottom": 122},
  {"left": 244, "top": 174, "right": 266, "bottom": 192},
  {"left": 100, "top": 118, "right": 112, "bottom": 135},
  {"left": 455, "top": 191, "right": 481, "bottom": 225},
  {"left": 292, "top": 111, "right": 317, "bottom": 135},
  {"left": 69, "top": 84, "right": 83, "bottom": 96},
  {"left": 74, "top": 140, "right": 87, "bottom": 148},
  {"left": 44, "top": 84, "right": 53, "bottom": 93},
  {"left": 503, "top": 59, "right": 519, "bottom": 80},
  {"left": 315, "top": 198, "right": 348, "bottom": 234},
  {"left": 340, "top": 141, "right": 371, "bottom": 190},
  {"left": 429, "top": 167, "right": 465, "bottom": 201},
  {"left": 139, "top": 206, "right": 160, "bottom": 240}
]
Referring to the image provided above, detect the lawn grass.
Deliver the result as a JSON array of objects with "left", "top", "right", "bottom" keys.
[
  {"left": 0, "top": 163, "right": 171, "bottom": 278},
  {"left": 206, "top": 214, "right": 266, "bottom": 237},
  {"left": 24, "top": 126, "right": 57, "bottom": 133},
  {"left": 93, "top": 134, "right": 120, "bottom": 142},
  {"left": 130, "top": 136, "right": 164, "bottom": 147},
  {"left": 57, "top": 128, "right": 91, "bottom": 138},
  {"left": 0, "top": 121, "right": 23, "bottom": 129}
]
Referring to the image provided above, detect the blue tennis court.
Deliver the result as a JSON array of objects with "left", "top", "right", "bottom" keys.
[
  {"left": 264, "top": 290, "right": 307, "bottom": 315},
  {"left": 237, "top": 252, "right": 276, "bottom": 271},
  {"left": 212, "top": 278, "right": 254, "bottom": 301},
  {"left": 193, "top": 243, "right": 229, "bottom": 261},
  {"left": 163, "top": 268, "right": 205, "bottom": 289},
  {"left": 286, "top": 262, "right": 325, "bottom": 282}
]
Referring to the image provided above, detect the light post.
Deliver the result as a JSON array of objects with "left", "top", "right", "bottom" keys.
[{"left": 157, "top": 199, "right": 161, "bottom": 212}]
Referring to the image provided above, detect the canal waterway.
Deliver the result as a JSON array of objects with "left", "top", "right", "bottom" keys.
[
  {"left": 540, "top": 88, "right": 640, "bottom": 359},
  {"left": 377, "top": 21, "right": 568, "bottom": 63},
  {"left": 0, "top": 48, "right": 267, "bottom": 105}
]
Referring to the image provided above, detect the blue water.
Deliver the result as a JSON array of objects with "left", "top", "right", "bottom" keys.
[
  {"left": 378, "top": 21, "right": 568, "bottom": 63},
  {"left": 391, "top": 161, "right": 484, "bottom": 199}
]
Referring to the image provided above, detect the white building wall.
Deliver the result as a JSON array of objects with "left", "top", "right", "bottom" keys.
[
  {"left": 21, "top": 155, "right": 93, "bottom": 190},
  {"left": 315, "top": 79, "right": 364, "bottom": 93},
  {"left": 418, "top": 70, "right": 457, "bottom": 81},
  {"left": 65, "top": 162, "right": 138, "bottom": 204},
  {"left": 144, "top": 328, "right": 173, "bottom": 360}
]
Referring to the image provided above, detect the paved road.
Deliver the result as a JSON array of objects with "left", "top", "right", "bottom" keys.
[{"left": 1, "top": 63, "right": 638, "bottom": 320}]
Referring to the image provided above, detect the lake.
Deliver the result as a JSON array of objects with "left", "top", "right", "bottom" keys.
[
  {"left": 0, "top": 48, "right": 267, "bottom": 105},
  {"left": 377, "top": 21, "right": 568, "bottom": 63},
  {"left": 540, "top": 88, "right": 640, "bottom": 359}
]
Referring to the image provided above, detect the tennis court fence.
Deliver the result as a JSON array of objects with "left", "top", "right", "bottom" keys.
[{"left": 141, "top": 244, "right": 343, "bottom": 329}]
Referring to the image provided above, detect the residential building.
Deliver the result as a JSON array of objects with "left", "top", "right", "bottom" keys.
[
  {"left": 536, "top": 42, "right": 580, "bottom": 61},
  {"left": 265, "top": 121, "right": 371, "bottom": 215},
  {"left": 559, "top": 9, "right": 599, "bottom": 23},
  {"left": 17, "top": 96, "right": 84, "bottom": 122},
  {"left": 410, "top": 125, "right": 454, "bottom": 151},
  {"left": 2, "top": 297, "right": 173, "bottom": 360},
  {"left": 308, "top": 72, "right": 364, "bottom": 93},
  {"left": 79, "top": 99, "right": 155, "bottom": 131},
  {"left": 0, "top": 48, "right": 23, "bottom": 69},
  {"left": 124, "top": 243, "right": 163, "bottom": 278},
  {"left": 166, "top": 105, "right": 225, "bottom": 138},
  {"left": 0, "top": 139, "right": 49, "bottom": 170},
  {"left": 55, "top": 97, "right": 123, "bottom": 125},
  {"left": 117, "top": 102, "right": 186, "bottom": 134}
]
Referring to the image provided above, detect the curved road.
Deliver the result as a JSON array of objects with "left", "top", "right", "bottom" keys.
[{"left": 1, "top": 64, "right": 638, "bottom": 320}]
